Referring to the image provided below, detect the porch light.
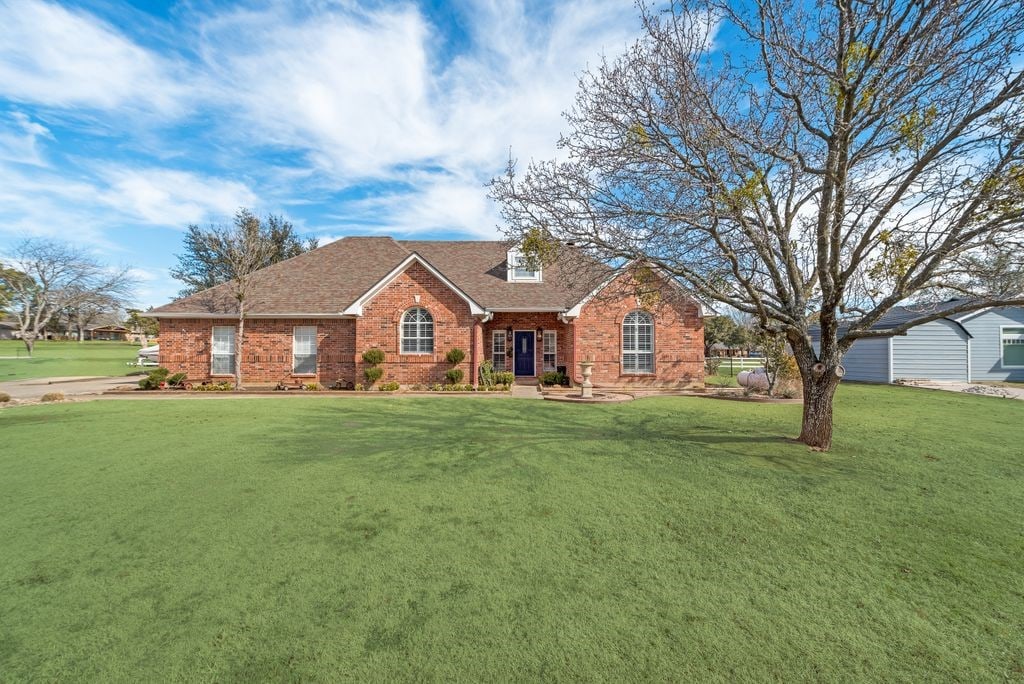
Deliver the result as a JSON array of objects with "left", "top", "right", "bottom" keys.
[
  {"left": 536, "top": 327, "right": 544, "bottom": 340},
  {"left": 506, "top": 326, "right": 513, "bottom": 342}
]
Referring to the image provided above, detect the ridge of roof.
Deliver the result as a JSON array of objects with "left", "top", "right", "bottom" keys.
[{"left": 148, "top": 236, "right": 616, "bottom": 317}]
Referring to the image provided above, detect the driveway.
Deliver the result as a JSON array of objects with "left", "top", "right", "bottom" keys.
[{"left": 0, "top": 376, "right": 137, "bottom": 401}]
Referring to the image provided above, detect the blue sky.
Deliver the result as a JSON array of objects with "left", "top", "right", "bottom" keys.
[{"left": 0, "top": 0, "right": 645, "bottom": 307}]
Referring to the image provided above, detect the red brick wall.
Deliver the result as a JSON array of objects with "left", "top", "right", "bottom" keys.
[
  {"left": 574, "top": 274, "right": 704, "bottom": 388},
  {"left": 355, "top": 262, "right": 475, "bottom": 386},
  {"left": 157, "top": 318, "right": 355, "bottom": 385},
  {"left": 156, "top": 268, "right": 702, "bottom": 388}
]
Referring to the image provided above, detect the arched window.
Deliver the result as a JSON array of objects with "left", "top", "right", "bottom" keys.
[
  {"left": 401, "top": 308, "right": 434, "bottom": 354},
  {"left": 623, "top": 310, "right": 654, "bottom": 374}
]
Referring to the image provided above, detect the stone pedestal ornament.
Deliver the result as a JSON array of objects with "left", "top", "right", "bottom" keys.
[{"left": 579, "top": 360, "right": 594, "bottom": 399}]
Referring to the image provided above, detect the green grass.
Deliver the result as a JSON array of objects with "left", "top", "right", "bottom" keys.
[
  {"left": 1, "top": 386, "right": 1021, "bottom": 681},
  {"left": 0, "top": 340, "right": 141, "bottom": 381},
  {"left": 704, "top": 373, "right": 739, "bottom": 387}
]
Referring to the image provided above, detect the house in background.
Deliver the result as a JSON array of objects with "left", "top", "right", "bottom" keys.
[
  {"left": 149, "top": 237, "right": 705, "bottom": 388},
  {"left": 0, "top": 319, "right": 17, "bottom": 340},
  {"left": 83, "top": 324, "right": 130, "bottom": 341},
  {"left": 812, "top": 299, "right": 1024, "bottom": 383}
]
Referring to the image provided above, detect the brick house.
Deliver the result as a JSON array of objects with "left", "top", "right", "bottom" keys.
[{"left": 149, "top": 238, "right": 705, "bottom": 388}]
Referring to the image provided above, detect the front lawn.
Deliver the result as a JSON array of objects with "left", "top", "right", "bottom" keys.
[
  {"left": 1, "top": 386, "right": 1021, "bottom": 680},
  {"left": 0, "top": 340, "right": 141, "bottom": 381}
]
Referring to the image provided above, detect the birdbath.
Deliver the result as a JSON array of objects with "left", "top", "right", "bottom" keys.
[{"left": 579, "top": 360, "right": 595, "bottom": 399}]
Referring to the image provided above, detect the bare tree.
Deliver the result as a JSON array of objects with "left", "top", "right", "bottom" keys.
[
  {"left": 65, "top": 292, "right": 124, "bottom": 342},
  {"left": 0, "top": 240, "right": 134, "bottom": 356},
  {"left": 491, "top": 0, "right": 1024, "bottom": 450},
  {"left": 190, "top": 210, "right": 276, "bottom": 389}
]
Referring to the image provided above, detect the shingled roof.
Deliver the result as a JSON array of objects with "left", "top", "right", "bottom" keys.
[
  {"left": 812, "top": 298, "right": 983, "bottom": 337},
  {"left": 149, "top": 237, "right": 610, "bottom": 317}
]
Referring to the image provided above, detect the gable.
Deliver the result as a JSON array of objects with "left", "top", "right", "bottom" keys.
[
  {"left": 342, "top": 253, "right": 484, "bottom": 316},
  {"left": 568, "top": 264, "right": 703, "bottom": 321}
]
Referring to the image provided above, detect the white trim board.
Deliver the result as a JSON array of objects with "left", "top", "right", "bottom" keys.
[
  {"left": 999, "top": 324, "right": 1024, "bottom": 369},
  {"left": 150, "top": 312, "right": 355, "bottom": 319}
]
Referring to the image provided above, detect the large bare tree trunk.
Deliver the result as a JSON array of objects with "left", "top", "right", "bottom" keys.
[
  {"left": 791, "top": 336, "right": 844, "bottom": 450},
  {"left": 798, "top": 373, "right": 841, "bottom": 450},
  {"left": 22, "top": 334, "right": 34, "bottom": 357}
]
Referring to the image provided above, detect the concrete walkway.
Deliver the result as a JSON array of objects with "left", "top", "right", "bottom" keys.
[
  {"left": 901, "top": 380, "right": 1024, "bottom": 400},
  {"left": 0, "top": 376, "right": 136, "bottom": 401},
  {"left": 510, "top": 383, "right": 542, "bottom": 399}
]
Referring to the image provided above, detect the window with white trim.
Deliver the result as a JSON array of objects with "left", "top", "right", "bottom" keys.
[
  {"left": 622, "top": 311, "right": 654, "bottom": 374},
  {"left": 492, "top": 330, "right": 506, "bottom": 370},
  {"left": 506, "top": 248, "right": 541, "bottom": 282},
  {"left": 1001, "top": 326, "right": 1024, "bottom": 368},
  {"left": 401, "top": 308, "right": 434, "bottom": 354},
  {"left": 542, "top": 330, "right": 557, "bottom": 372},
  {"left": 211, "top": 326, "right": 235, "bottom": 375},
  {"left": 293, "top": 326, "right": 317, "bottom": 374}
]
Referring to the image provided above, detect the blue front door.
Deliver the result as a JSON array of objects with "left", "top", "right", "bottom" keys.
[{"left": 514, "top": 331, "right": 535, "bottom": 376}]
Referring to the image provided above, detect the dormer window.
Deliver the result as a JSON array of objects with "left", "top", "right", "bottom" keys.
[{"left": 507, "top": 248, "right": 542, "bottom": 282}]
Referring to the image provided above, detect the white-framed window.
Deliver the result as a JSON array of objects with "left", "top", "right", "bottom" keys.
[
  {"left": 622, "top": 310, "right": 654, "bottom": 374},
  {"left": 542, "top": 330, "right": 557, "bottom": 372},
  {"left": 211, "top": 326, "right": 235, "bottom": 376},
  {"left": 506, "top": 248, "right": 542, "bottom": 282},
  {"left": 1001, "top": 326, "right": 1024, "bottom": 368},
  {"left": 293, "top": 326, "right": 317, "bottom": 375},
  {"left": 492, "top": 330, "right": 506, "bottom": 370},
  {"left": 401, "top": 307, "right": 434, "bottom": 354}
]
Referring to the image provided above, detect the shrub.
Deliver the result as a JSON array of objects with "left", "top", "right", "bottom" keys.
[
  {"left": 478, "top": 359, "right": 495, "bottom": 387},
  {"left": 379, "top": 381, "right": 400, "bottom": 391},
  {"left": 445, "top": 368, "right": 464, "bottom": 385},
  {"left": 192, "top": 381, "right": 232, "bottom": 392},
  {"left": 40, "top": 392, "right": 65, "bottom": 402},
  {"left": 364, "top": 366, "right": 384, "bottom": 384},
  {"left": 704, "top": 358, "right": 723, "bottom": 376},
  {"left": 361, "top": 348, "right": 385, "bottom": 365},
  {"left": 303, "top": 383, "right": 323, "bottom": 391},
  {"left": 0, "top": 392, "right": 10, "bottom": 403},
  {"left": 138, "top": 367, "right": 170, "bottom": 390},
  {"left": 445, "top": 348, "right": 466, "bottom": 365},
  {"left": 409, "top": 383, "right": 425, "bottom": 391},
  {"left": 463, "top": 384, "right": 475, "bottom": 392},
  {"left": 539, "top": 371, "right": 566, "bottom": 386},
  {"left": 167, "top": 372, "right": 187, "bottom": 387},
  {"left": 354, "top": 383, "right": 365, "bottom": 391},
  {"left": 494, "top": 371, "right": 515, "bottom": 385},
  {"left": 430, "top": 383, "right": 444, "bottom": 392}
]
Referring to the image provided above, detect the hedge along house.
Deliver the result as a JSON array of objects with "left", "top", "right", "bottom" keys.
[
  {"left": 149, "top": 237, "right": 705, "bottom": 388},
  {"left": 810, "top": 299, "right": 1024, "bottom": 383}
]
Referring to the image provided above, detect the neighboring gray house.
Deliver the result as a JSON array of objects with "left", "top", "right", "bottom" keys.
[
  {"left": 0, "top": 319, "right": 17, "bottom": 340},
  {"left": 811, "top": 299, "right": 1024, "bottom": 383}
]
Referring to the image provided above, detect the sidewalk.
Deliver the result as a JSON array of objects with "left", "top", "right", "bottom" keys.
[{"left": 0, "top": 376, "right": 136, "bottom": 401}]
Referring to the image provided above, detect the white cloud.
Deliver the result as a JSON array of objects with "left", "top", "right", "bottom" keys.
[
  {"left": 193, "top": 0, "right": 644, "bottom": 234},
  {"left": 198, "top": 4, "right": 441, "bottom": 178},
  {"left": 0, "top": 0, "right": 185, "bottom": 112},
  {"left": 0, "top": 0, "right": 656, "bottom": 276},
  {"left": 0, "top": 111, "right": 53, "bottom": 165},
  {"left": 97, "top": 168, "right": 259, "bottom": 227}
]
